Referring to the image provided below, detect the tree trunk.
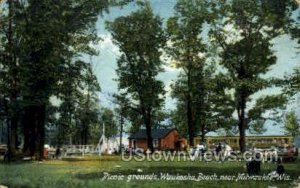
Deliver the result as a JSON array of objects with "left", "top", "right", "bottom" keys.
[
  {"left": 80, "top": 123, "right": 88, "bottom": 145},
  {"left": 22, "top": 108, "right": 30, "bottom": 155},
  {"left": 187, "top": 94, "right": 194, "bottom": 147},
  {"left": 237, "top": 61, "right": 248, "bottom": 153},
  {"left": 23, "top": 105, "right": 36, "bottom": 156},
  {"left": 22, "top": 106, "right": 35, "bottom": 156},
  {"left": 80, "top": 126, "right": 84, "bottom": 145},
  {"left": 145, "top": 112, "right": 154, "bottom": 152},
  {"left": 36, "top": 104, "right": 46, "bottom": 160},
  {"left": 119, "top": 116, "right": 124, "bottom": 153},
  {"left": 186, "top": 63, "right": 194, "bottom": 147},
  {"left": 6, "top": 118, "right": 11, "bottom": 162},
  {"left": 238, "top": 94, "right": 246, "bottom": 152},
  {"left": 201, "top": 124, "right": 205, "bottom": 143},
  {"left": 23, "top": 105, "right": 42, "bottom": 158},
  {"left": 84, "top": 125, "right": 88, "bottom": 145},
  {"left": 10, "top": 115, "right": 18, "bottom": 151},
  {"left": 7, "top": 0, "right": 19, "bottom": 158},
  {"left": 238, "top": 121, "right": 246, "bottom": 153}
]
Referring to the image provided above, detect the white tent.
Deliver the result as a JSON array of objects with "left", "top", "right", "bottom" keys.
[{"left": 97, "top": 124, "right": 129, "bottom": 155}]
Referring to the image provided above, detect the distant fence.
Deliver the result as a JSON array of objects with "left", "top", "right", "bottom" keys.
[{"left": 62, "top": 145, "right": 100, "bottom": 156}]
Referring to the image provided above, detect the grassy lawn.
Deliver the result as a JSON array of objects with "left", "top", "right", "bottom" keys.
[{"left": 0, "top": 156, "right": 299, "bottom": 188}]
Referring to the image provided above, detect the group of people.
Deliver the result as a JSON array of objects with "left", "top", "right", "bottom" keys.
[
  {"left": 198, "top": 142, "right": 287, "bottom": 177},
  {"left": 190, "top": 142, "right": 233, "bottom": 158}
]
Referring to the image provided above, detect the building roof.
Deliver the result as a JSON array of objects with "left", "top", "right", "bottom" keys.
[{"left": 129, "top": 128, "right": 176, "bottom": 139}]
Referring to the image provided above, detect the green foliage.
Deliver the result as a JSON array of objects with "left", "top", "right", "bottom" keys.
[
  {"left": 283, "top": 111, "right": 300, "bottom": 137},
  {"left": 248, "top": 95, "right": 287, "bottom": 122},
  {"left": 289, "top": 0, "right": 300, "bottom": 48},
  {"left": 101, "top": 107, "right": 118, "bottom": 139},
  {"left": 284, "top": 66, "right": 300, "bottom": 97},
  {"left": 17, "top": 0, "right": 107, "bottom": 105},
  {"left": 284, "top": 8, "right": 300, "bottom": 101},
  {"left": 54, "top": 61, "right": 101, "bottom": 145},
  {"left": 88, "top": 107, "right": 119, "bottom": 145},
  {"left": 208, "top": 0, "right": 293, "bottom": 151},
  {"left": 0, "top": 0, "right": 118, "bottom": 157},
  {"left": 113, "top": 93, "right": 143, "bottom": 134}
]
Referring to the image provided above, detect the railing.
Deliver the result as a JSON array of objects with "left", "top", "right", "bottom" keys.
[{"left": 63, "top": 145, "right": 101, "bottom": 156}]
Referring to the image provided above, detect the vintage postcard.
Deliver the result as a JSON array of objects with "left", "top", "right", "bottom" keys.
[{"left": 0, "top": 0, "right": 299, "bottom": 187}]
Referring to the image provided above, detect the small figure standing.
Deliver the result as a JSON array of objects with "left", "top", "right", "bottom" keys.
[
  {"left": 224, "top": 143, "right": 232, "bottom": 158},
  {"left": 276, "top": 159, "right": 285, "bottom": 175},
  {"left": 247, "top": 153, "right": 262, "bottom": 175},
  {"left": 216, "top": 143, "right": 222, "bottom": 155}
]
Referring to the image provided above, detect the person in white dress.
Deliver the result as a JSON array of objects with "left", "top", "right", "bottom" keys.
[{"left": 224, "top": 144, "right": 232, "bottom": 158}]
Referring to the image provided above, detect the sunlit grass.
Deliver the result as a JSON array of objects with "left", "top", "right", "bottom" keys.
[{"left": 0, "top": 156, "right": 299, "bottom": 188}]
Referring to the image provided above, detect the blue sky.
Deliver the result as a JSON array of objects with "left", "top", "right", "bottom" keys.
[{"left": 87, "top": 1, "right": 300, "bottom": 135}]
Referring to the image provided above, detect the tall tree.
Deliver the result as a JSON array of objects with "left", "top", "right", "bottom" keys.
[
  {"left": 209, "top": 0, "right": 293, "bottom": 152},
  {"left": 55, "top": 60, "right": 83, "bottom": 145},
  {"left": 14, "top": 0, "right": 109, "bottom": 159},
  {"left": 0, "top": 0, "right": 131, "bottom": 159},
  {"left": 80, "top": 63, "right": 101, "bottom": 145},
  {"left": 0, "top": 0, "right": 22, "bottom": 160},
  {"left": 166, "top": 0, "right": 208, "bottom": 146},
  {"left": 113, "top": 94, "right": 128, "bottom": 153},
  {"left": 75, "top": 64, "right": 101, "bottom": 145},
  {"left": 167, "top": 0, "right": 235, "bottom": 145},
  {"left": 107, "top": 2, "right": 166, "bottom": 152}
]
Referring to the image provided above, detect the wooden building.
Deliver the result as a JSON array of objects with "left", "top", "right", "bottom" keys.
[{"left": 129, "top": 128, "right": 187, "bottom": 151}]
